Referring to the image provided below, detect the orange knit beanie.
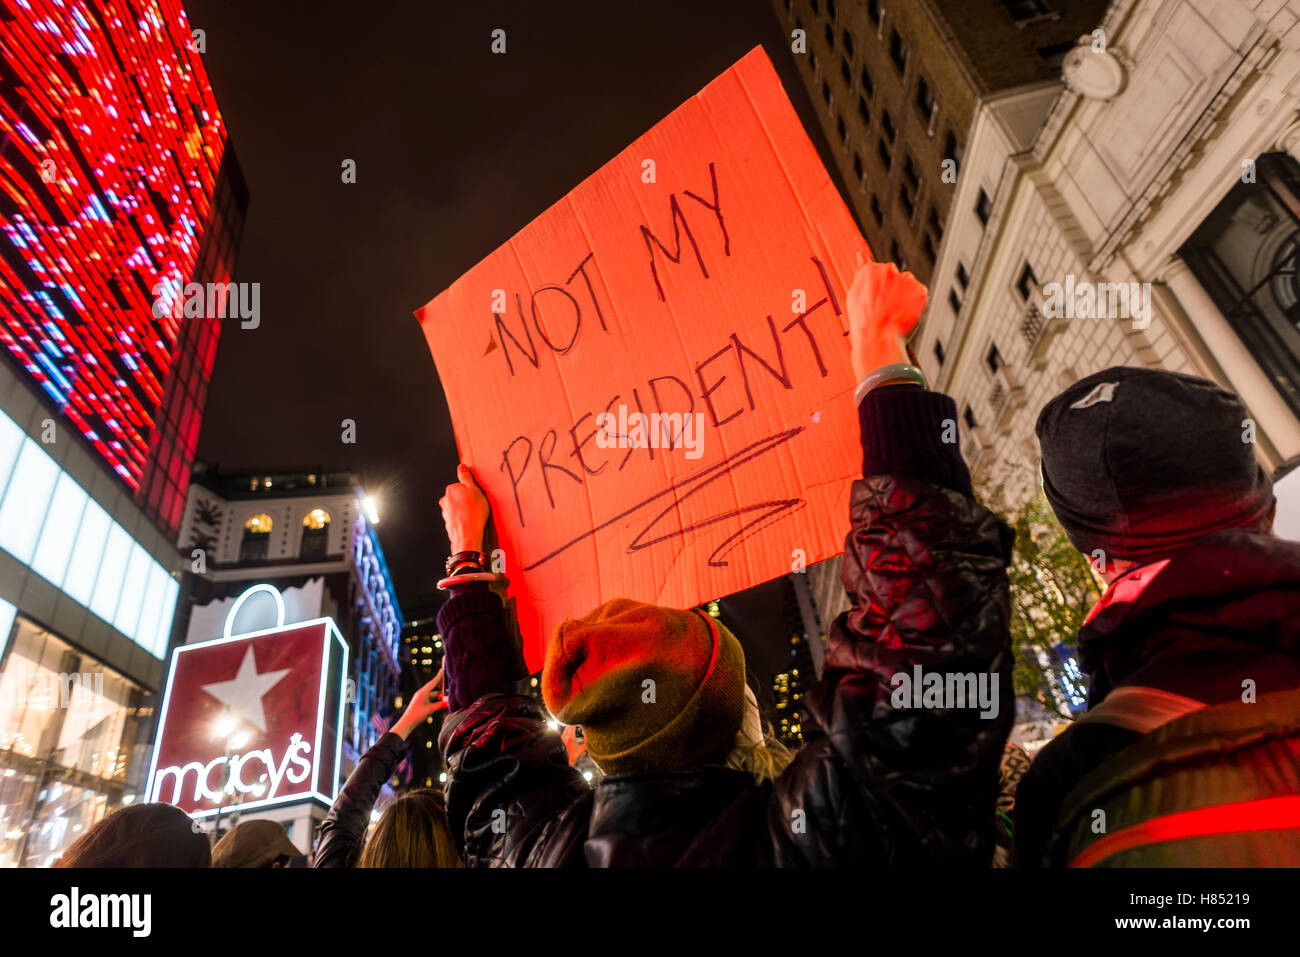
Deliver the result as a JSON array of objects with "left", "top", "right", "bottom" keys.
[{"left": 542, "top": 599, "right": 746, "bottom": 775}]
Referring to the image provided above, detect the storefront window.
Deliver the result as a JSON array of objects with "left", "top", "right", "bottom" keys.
[{"left": 0, "top": 616, "right": 144, "bottom": 867}]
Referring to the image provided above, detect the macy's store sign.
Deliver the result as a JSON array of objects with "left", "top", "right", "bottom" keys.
[{"left": 145, "top": 585, "right": 349, "bottom": 817}]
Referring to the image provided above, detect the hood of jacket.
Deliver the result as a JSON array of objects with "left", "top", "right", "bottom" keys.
[{"left": 1077, "top": 529, "right": 1300, "bottom": 706}]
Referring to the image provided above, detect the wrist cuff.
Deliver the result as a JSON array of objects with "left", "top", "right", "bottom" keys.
[{"left": 859, "top": 385, "right": 972, "bottom": 496}]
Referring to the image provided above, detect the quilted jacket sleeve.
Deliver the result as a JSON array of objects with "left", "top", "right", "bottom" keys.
[
  {"left": 435, "top": 588, "right": 589, "bottom": 867},
  {"left": 767, "top": 390, "right": 1015, "bottom": 866}
]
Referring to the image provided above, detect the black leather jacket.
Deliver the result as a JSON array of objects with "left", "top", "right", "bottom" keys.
[
  {"left": 313, "top": 732, "right": 405, "bottom": 867},
  {"left": 438, "top": 389, "right": 1015, "bottom": 866}
]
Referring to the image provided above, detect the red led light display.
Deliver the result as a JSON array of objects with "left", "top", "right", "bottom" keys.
[{"left": 0, "top": 0, "right": 228, "bottom": 497}]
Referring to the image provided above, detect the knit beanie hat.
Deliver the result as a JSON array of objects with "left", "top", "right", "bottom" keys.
[
  {"left": 1036, "top": 366, "right": 1275, "bottom": 562},
  {"left": 542, "top": 599, "right": 746, "bottom": 775}
]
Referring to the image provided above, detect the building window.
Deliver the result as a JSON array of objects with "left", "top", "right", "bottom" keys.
[
  {"left": 923, "top": 233, "right": 936, "bottom": 264},
  {"left": 853, "top": 153, "right": 864, "bottom": 180},
  {"left": 301, "top": 508, "right": 331, "bottom": 559},
  {"left": 957, "top": 261, "right": 969, "bottom": 289},
  {"left": 837, "top": 115, "right": 847, "bottom": 142},
  {"left": 1001, "top": 0, "right": 1055, "bottom": 24},
  {"left": 877, "top": 138, "right": 893, "bottom": 170},
  {"left": 915, "top": 75, "right": 937, "bottom": 127},
  {"left": 891, "top": 241, "right": 905, "bottom": 270},
  {"left": 964, "top": 405, "right": 978, "bottom": 430},
  {"left": 1181, "top": 152, "right": 1300, "bottom": 419},
  {"left": 870, "top": 194, "right": 883, "bottom": 224},
  {"left": 825, "top": 23, "right": 835, "bottom": 50},
  {"left": 934, "top": 339, "right": 946, "bottom": 365},
  {"left": 861, "top": 64, "right": 874, "bottom": 98},
  {"left": 841, "top": 29, "right": 854, "bottom": 58},
  {"left": 900, "top": 155, "right": 920, "bottom": 221},
  {"left": 889, "top": 29, "right": 909, "bottom": 75},
  {"left": 903, "top": 155, "right": 920, "bottom": 190},
  {"left": 975, "top": 188, "right": 992, "bottom": 225},
  {"left": 881, "top": 109, "right": 896, "bottom": 142},
  {"left": 822, "top": 80, "right": 831, "bottom": 105},
  {"left": 240, "top": 513, "right": 272, "bottom": 562},
  {"left": 841, "top": 58, "right": 852, "bottom": 87},
  {"left": 827, "top": 0, "right": 837, "bottom": 19},
  {"left": 986, "top": 343, "right": 1004, "bottom": 374},
  {"left": 858, "top": 96, "right": 870, "bottom": 125},
  {"left": 928, "top": 208, "right": 943, "bottom": 241},
  {"left": 810, "top": 0, "right": 819, "bottom": 13},
  {"left": 949, "top": 289, "right": 962, "bottom": 315},
  {"left": 1038, "top": 40, "right": 1075, "bottom": 70},
  {"left": 1016, "top": 262, "right": 1038, "bottom": 301},
  {"left": 944, "top": 132, "right": 964, "bottom": 174},
  {"left": 868, "top": 0, "right": 882, "bottom": 26}
]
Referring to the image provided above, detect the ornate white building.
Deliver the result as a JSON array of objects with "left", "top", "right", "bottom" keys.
[
  {"left": 805, "top": 0, "right": 1300, "bottom": 692},
  {"left": 916, "top": 0, "right": 1300, "bottom": 516}
]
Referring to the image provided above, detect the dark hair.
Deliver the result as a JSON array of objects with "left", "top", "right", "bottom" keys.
[
  {"left": 55, "top": 803, "right": 211, "bottom": 868},
  {"left": 357, "top": 789, "right": 460, "bottom": 868}
]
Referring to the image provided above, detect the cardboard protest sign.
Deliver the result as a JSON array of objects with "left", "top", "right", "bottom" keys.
[{"left": 417, "top": 46, "right": 871, "bottom": 668}]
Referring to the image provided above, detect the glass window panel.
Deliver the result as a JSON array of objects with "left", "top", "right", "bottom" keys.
[
  {"left": 0, "top": 439, "right": 59, "bottom": 563},
  {"left": 0, "top": 597, "right": 15, "bottom": 656},
  {"left": 89, "top": 523, "right": 132, "bottom": 622},
  {"left": 133, "top": 563, "right": 170, "bottom": 652},
  {"left": 56, "top": 667, "right": 134, "bottom": 781},
  {"left": 112, "top": 543, "right": 150, "bottom": 638},
  {"left": 62, "top": 499, "right": 110, "bottom": 605},
  {"left": 0, "top": 412, "right": 23, "bottom": 493},
  {"left": 150, "top": 575, "right": 180, "bottom": 659},
  {"left": 30, "top": 473, "right": 89, "bottom": 586},
  {"left": 0, "top": 617, "right": 141, "bottom": 866}
]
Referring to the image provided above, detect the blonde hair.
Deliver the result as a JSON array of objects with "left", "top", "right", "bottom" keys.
[
  {"left": 723, "top": 694, "right": 795, "bottom": 786},
  {"left": 723, "top": 735, "right": 794, "bottom": 785},
  {"left": 357, "top": 789, "right": 461, "bottom": 868}
]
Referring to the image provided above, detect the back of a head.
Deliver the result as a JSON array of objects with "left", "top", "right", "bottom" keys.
[
  {"left": 357, "top": 789, "right": 461, "bottom": 868},
  {"left": 1036, "top": 366, "right": 1275, "bottom": 563},
  {"left": 56, "top": 803, "right": 210, "bottom": 868},
  {"left": 211, "top": 818, "right": 302, "bottom": 868},
  {"left": 541, "top": 598, "right": 748, "bottom": 775}
]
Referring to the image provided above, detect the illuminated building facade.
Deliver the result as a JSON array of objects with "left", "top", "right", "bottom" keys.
[
  {"left": 0, "top": 0, "right": 247, "bottom": 538},
  {"left": 0, "top": 0, "right": 244, "bottom": 866},
  {"left": 172, "top": 464, "right": 403, "bottom": 844}
]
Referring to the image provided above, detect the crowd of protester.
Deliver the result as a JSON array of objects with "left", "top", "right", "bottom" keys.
[{"left": 51, "top": 260, "right": 1300, "bottom": 868}]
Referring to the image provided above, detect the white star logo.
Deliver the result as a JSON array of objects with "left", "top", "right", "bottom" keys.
[{"left": 201, "top": 647, "right": 291, "bottom": 734}]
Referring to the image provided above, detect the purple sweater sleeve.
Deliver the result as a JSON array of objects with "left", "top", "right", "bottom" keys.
[
  {"left": 858, "top": 383, "right": 972, "bottom": 496},
  {"left": 435, "top": 584, "right": 523, "bottom": 711}
]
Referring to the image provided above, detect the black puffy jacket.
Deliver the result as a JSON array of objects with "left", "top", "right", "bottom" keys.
[
  {"left": 438, "top": 387, "right": 1015, "bottom": 867},
  {"left": 1013, "top": 528, "right": 1300, "bottom": 867}
]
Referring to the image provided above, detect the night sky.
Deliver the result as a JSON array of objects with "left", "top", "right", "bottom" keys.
[{"left": 187, "top": 0, "right": 844, "bottom": 642}]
